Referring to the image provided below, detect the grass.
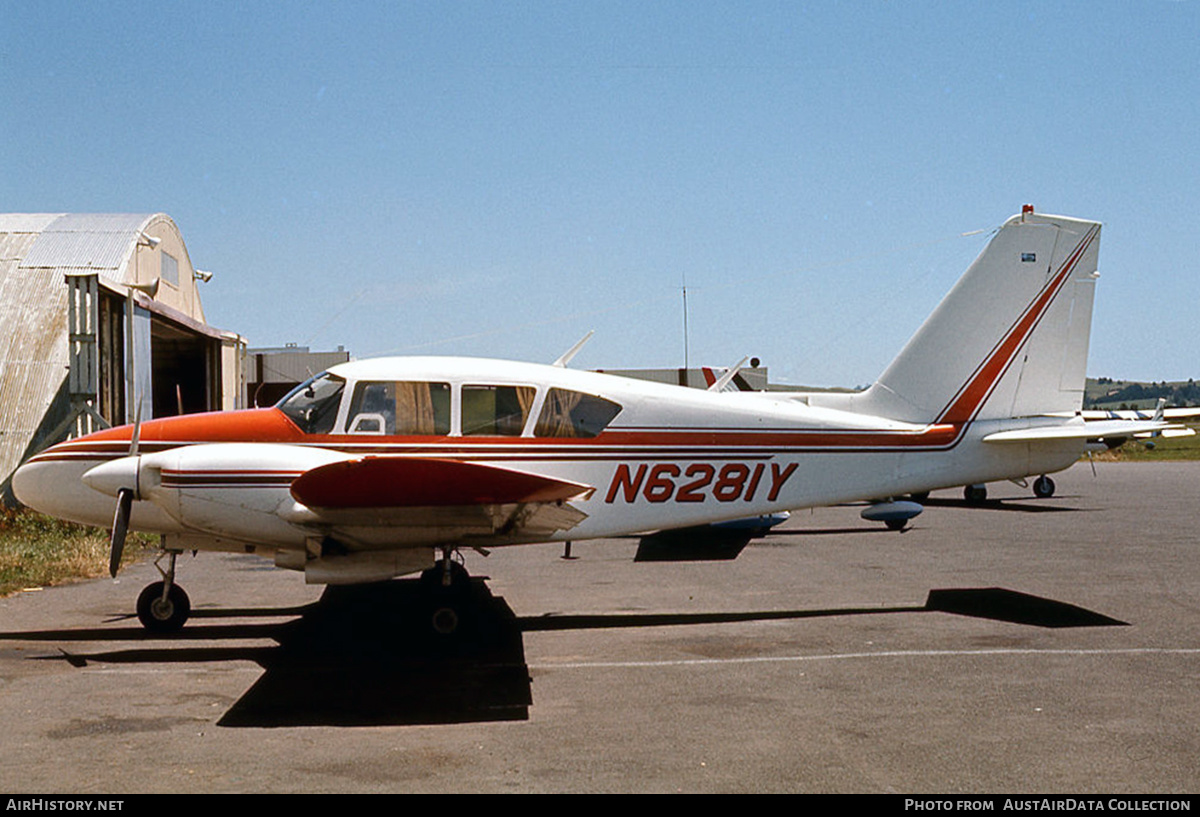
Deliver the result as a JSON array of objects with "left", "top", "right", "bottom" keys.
[
  {"left": 1090, "top": 423, "right": 1200, "bottom": 462},
  {"left": 0, "top": 507, "right": 151, "bottom": 597}
]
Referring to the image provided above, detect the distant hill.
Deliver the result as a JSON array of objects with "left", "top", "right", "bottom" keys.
[{"left": 1085, "top": 377, "right": 1200, "bottom": 410}]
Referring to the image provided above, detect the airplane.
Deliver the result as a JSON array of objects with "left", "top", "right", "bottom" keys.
[{"left": 13, "top": 206, "right": 1183, "bottom": 634}]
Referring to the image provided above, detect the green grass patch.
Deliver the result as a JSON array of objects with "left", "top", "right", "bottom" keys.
[
  {"left": 1091, "top": 423, "right": 1200, "bottom": 462},
  {"left": 0, "top": 507, "right": 152, "bottom": 597}
]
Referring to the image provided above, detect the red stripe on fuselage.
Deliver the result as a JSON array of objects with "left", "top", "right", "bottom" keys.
[{"left": 37, "top": 422, "right": 963, "bottom": 466}]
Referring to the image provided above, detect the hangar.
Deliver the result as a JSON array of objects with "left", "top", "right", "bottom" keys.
[{"left": 0, "top": 213, "right": 244, "bottom": 500}]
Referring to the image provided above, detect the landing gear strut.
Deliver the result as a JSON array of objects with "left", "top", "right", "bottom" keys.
[
  {"left": 418, "top": 549, "right": 472, "bottom": 636},
  {"left": 136, "top": 550, "right": 190, "bottom": 633}
]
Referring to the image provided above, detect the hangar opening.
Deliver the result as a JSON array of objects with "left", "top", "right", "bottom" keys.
[{"left": 146, "top": 304, "right": 224, "bottom": 418}]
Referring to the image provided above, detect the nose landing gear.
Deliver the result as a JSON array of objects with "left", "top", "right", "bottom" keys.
[{"left": 135, "top": 550, "right": 190, "bottom": 633}]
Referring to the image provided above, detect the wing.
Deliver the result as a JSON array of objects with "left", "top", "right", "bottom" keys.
[{"left": 289, "top": 456, "right": 595, "bottom": 540}]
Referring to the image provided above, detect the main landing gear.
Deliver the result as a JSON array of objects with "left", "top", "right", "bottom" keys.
[
  {"left": 962, "top": 475, "right": 1055, "bottom": 505},
  {"left": 136, "top": 550, "right": 191, "bottom": 633},
  {"left": 419, "top": 549, "right": 474, "bottom": 637},
  {"left": 963, "top": 484, "right": 988, "bottom": 504},
  {"left": 1032, "top": 474, "right": 1056, "bottom": 498}
]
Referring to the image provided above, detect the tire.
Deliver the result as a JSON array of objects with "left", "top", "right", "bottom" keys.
[
  {"left": 136, "top": 581, "right": 191, "bottom": 633},
  {"left": 1032, "top": 475, "right": 1056, "bottom": 498},
  {"left": 430, "top": 605, "right": 461, "bottom": 636},
  {"left": 963, "top": 484, "right": 988, "bottom": 504}
]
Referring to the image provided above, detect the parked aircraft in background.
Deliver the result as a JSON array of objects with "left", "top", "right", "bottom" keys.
[
  {"left": 1077, "top": 405, "right": 1200, "bottom": 423},
  {"left": 932, "top": 399, "right": 1200, "bottom": 504},
  {"left": 14, "top": 207, "right": 1181, "bottom": 633}
]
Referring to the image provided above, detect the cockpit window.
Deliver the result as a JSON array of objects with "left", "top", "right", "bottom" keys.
[
  {"left": 345, "top": 381, "right": 451, "bottom": 435},
  {"left": 534, "top": 389, "right": 623, "bottom": 438},
  {"left": 277, "top": 373, "right": 346, "bottom": 434},
  {"left": 462, "top": 385, "right": 536, "bottom": 436}
]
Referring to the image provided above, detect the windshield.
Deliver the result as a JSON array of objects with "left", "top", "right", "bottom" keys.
[{"left": 276, "top": 373, "right": 346, "bottom": 434}]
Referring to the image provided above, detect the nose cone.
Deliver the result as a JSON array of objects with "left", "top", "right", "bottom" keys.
[
  {"left": 11, "top": 454, "right": 113, "bottom": 526},
  {"left": 10, "top": 458, "right": 48, "bottom": 511},
  {"left": 81, "top": 455, "right": 141, "bottom": 498}
]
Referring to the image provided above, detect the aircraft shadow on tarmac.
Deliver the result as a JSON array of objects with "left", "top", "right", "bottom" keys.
[
  {"left": 915, "top": 496, "right": 1087, "bottom": 513},
  {"left": 10, "top": 579, "right": 534, "bottom": 728},
  {"left": 3, "top": 583, "right": 1125, "bottom": 728}
]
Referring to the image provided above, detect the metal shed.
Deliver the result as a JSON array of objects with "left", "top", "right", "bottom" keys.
[{"left": 0, "top": 213, "right": 245, "bottom": 501}]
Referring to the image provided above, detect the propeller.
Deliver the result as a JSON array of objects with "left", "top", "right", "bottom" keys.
[
  {"left": 107, "top": 399, "right": 143, "bottom": 578},
  {"left": 109, "top": 489, "right": 134, "bottom": 577}
]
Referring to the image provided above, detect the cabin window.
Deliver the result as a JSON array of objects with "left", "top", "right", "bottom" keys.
[
  {"left": 534, "top": 389, "right": 623, "bottom": 438},
  {"left": 345, "top": 381, "right": 451, "bottom": 435},
  {"left": 277, "top": 373, "right": 346, "bottom": 434},
  {"left": 462, "top": 385, "right": 536, "bottom": 436}
]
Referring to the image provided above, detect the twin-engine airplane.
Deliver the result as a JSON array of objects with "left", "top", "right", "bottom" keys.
[{"left": 13, "top": 207, "right": 1179, "bottom": 633}]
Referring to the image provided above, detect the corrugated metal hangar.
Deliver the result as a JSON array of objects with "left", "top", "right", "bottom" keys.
[{"left": 0, "top": 213, "right": 245, "bottom": 500}]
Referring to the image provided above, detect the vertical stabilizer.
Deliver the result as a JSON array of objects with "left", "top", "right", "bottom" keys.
[{"left": 857, "top": 209, "right": 1100, "bottom": 424}]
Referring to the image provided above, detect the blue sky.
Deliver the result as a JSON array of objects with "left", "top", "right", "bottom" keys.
[{"left": 3, "top": 1, "right": 1197, "bottom": 385}]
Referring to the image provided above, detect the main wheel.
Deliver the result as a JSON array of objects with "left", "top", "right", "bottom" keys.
[
  {"left": 1032, "top": 475, "right": 1056, "bottom": 498},
  {"left": 429, "top": 605, "right": 461, "bottom": 635},
  {"left": 963, "top": 484, "right": 988, "bottom": 504},
  {"left": 419, "top": 559, "right": 473, "bottom": 638},
  {"left": 885, "top": 518, "right": 907, "bottom": 531},
  {"left": 136, "top": 581, "right": 191, "bottom": 633}
]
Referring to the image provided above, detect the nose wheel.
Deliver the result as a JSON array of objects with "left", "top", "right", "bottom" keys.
[
  {"left": 136, "top": 581, "right": 191, "bottom": 633},
  {"left": 135, "top": 550, "right": 190, "bottom": 633}
]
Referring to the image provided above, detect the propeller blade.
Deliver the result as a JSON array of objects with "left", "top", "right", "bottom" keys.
[
  {"left": 129, "top": 397, "right": 143, "bottom": 457},
  {"left": 109, "top": 488, "right": 134, "bottom": 578}
]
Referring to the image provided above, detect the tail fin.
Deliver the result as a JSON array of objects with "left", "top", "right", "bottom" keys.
[{"left": 856, "top": 208, "right": 1101, "bottom": 424}]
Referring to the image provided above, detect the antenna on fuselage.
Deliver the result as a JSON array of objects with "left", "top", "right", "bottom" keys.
[
  {"left": 552, "top": 330, "right": 595, "bottom": 368},
  {"left": 681, "top": 276, "right": 690, "bottom": 372}
]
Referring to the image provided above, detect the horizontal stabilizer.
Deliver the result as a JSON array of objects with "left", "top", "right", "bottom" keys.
[
  {"left": 983, "top": 419, "right": 1174, "bottom": 444},
  {"left": 291, "top": 457, "right": 594, "bottom": 509},
  {"left": 1146, "top": 427, "right": 1197, "bottom": 438}
]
